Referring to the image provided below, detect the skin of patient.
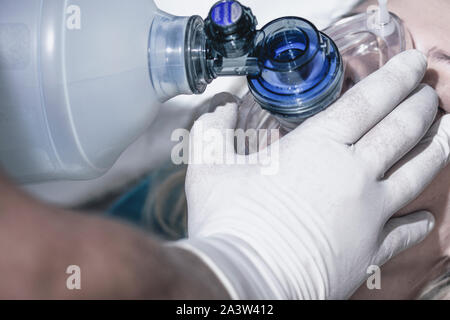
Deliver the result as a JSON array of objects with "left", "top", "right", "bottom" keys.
[{"left": 352, "top": 0, "right": 450, "bottom": 299}]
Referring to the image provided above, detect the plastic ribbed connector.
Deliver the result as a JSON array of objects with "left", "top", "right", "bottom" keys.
[{"left": 148, "top": 11, "right": 194, "bottom": 102}]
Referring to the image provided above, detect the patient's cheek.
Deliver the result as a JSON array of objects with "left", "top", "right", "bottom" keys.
[{"left": 397, "top": 164, "right": 450, "bottom": 218}]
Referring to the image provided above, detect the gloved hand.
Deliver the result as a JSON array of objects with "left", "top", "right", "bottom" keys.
[{"left": 175, "top": 50, "right": 450, "bottom": 299}]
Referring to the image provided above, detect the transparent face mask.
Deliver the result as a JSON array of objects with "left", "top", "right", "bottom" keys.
[{"left": 239, "top": 0, "right": 413, "bottom": 143}]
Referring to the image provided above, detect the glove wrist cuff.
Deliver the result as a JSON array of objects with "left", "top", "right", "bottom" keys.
[
  {"left": 172, "top": 237, "right": 278, "bottom": 299},
  {"left": 172, "top": 239, "right": 240, "bottom": 299}
]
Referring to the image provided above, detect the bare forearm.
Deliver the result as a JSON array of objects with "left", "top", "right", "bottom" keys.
[
  {"left": 38, "top": 214, "right": 229, "bottom": 299},
  {"left": 0, "top": 173, "right": 229, "bottom": 299}
]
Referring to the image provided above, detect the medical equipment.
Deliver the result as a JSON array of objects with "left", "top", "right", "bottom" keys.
[
  {"left": 0, "top": 0, "right": 409, "bottom": 182},
  {"left": 0, "top": 0, "right": 257, "bottom": 182},
  {"left": 241, "top": 0, "right": 413, "bottom": 133}
]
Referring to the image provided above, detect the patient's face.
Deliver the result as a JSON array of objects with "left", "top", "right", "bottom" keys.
[
  {"left": 388, "top": 0, "right": 450, "bottom": 112},
  {"left": 350, "top": 0, "right": 450, "bottom": 299}
]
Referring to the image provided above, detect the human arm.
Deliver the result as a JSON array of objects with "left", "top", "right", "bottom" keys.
[{"left": 0, "top": 172, "right": 229, "bottom": 299}]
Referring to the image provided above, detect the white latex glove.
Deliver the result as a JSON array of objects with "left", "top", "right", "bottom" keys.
[{"left": 175, "top": 50, "right": 450, "bottom": 299}]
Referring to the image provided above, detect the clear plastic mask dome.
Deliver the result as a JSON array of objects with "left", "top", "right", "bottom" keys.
[{"left": 240, "top": 0, "right": 412, "bottom": 140}]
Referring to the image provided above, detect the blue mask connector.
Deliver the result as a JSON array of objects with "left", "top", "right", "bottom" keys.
[{"left": 248, "top": 17, "right": 344, "bottom": 129}]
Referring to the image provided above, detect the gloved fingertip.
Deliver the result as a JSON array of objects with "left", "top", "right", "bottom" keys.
[
  {"left": 402, "top": 211, "right": 435, "bottom": 245},
  {"left": 214, "top": 102, "right": 239, "bottom": 125},
  {"left": 414, "top": 84, "right": 439, "bottom": 103},
  {"left": 414, "top": 49, "right": 428, "bottom": 66},
  {"left": 399, "top": 49, "right": 427, "bottom": 67},
  {"left": 214, "top": 102, "right": 239, "bottom": 117},
  {"left": 441, "top": 113, "right": 450, "bottom": 135},
  {"left": 194, "top": 102, "right": 239, "bottom": 132},
  {"left": 387, "top": 49, "right": 428, "bottom": 75},
  {"left": 437, "top": 114, "right": 450, "bottom": 165},
  {"left": 375, "top": 211, "right": 435, "bottom": 266},
  {"left": 427, "top": 214, "right": 435, "bottom": 233},
  {"left": 413, "top": 210, "right": 435, "bottom": 233}
]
